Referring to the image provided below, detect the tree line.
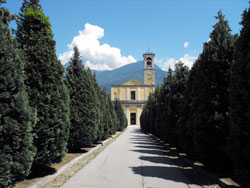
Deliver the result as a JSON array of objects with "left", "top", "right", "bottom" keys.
[
  {"left": 140, "top": 9, "right": 250, "bottom": 187},
  {"left": 0, "top": 0, "right": 127, "bottom": 187}
]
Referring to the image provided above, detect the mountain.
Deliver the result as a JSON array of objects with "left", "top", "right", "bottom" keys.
[{"left": 92, "top": 61, "right": 168, "bottom": 93}]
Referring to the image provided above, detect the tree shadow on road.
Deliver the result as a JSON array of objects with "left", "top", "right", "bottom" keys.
[
  {"left": 129, "top": 128, "right": 238, "bottom": 187},
  {"left": 131, "top": 165, "right": 197, "bottom": 185}
]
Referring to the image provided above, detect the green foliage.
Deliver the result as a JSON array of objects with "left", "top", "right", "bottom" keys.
[
  {"left": 228, "top": 6, "right": 250, "bottom": 186},
  {"left": 99, "top": 89, "right": 111, "bottom": 140},
  {"left": 65, "top": 46, "right": 98, "bottom": 151},
  {"left": 190, "top": 11, "right": 235, "bottom": 168},
  {"left": 107, "top": 95, "right": 118, "bottom": 135},
  {"left": 114, "top": 99, "right": 127, "bottom": 131},
  {"left": 24, "top": 7, "right": 52, "bottom": 38},
  {"left": 141, "top": 10, "right": 239, "bottom": 179},
  {"left": 141, "top": 63, "right": 189, "bottom": 146},
  {"left": 91, "top": 73, "right": 105, "bottom": 142},
  {"left": 177, "top": 61, "right": 200, "bottom": 155},
  {"left": 0, "top": 2, "right": 35, "bottom": 186},
  {"left": 164, "top": 63, "right": 189, "bottom": 145},
  {"left": 16, "top": 0, "right": 70, "bottom": 165}
]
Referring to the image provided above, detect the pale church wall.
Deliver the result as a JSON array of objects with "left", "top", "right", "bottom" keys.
[
  {"left": 120, "top": 87, "right": 126, "bottom": 100},
  {"left": 111, "top": 52, "right": 156, "bottom": 126}
]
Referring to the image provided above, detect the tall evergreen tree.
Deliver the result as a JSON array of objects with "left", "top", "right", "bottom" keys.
[
  {"left": 154, "top": 69, "right": 172, "bottom": 140},
  {"left": 100, "top": 89, "right": 111, "bottom": 140},
  {"left": 177, "top": 61, "right": 200, "bottom": 154},
  {"left": 0, "top": 1, "right": 35, "bottom": 186},
  {"left": 91, "top": 73, "right": 105, "bottom": 141},
  {"left": 164, "top": 62, "right": 189, "bottom": 145},
  {"left": 107, "top": 94, "right": 118, "bottom": 134},
  {"left": 140, "top": 89, "right": 159, "bottom": 134},
  {"left": 228, "top": 5, "right": 250, "bottom": 186},
  {"left": 114, "top": 99, "right": 127, "bottom": 131},
  {"left": 191, "top": 11, "right": 235, "bottom": 168},
  {"left": 16, "top": 0, "right": 70, "bottom": 165},
  {"left": 65, "top": 46, "right": 98, "bottom": 151}
]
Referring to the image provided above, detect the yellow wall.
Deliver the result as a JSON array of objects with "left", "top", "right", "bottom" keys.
[
  {"left": 140, "top": 87, "right": 145, "bottom": 100},
  {"left": 120, "top": 88, "right": 126, "bottom": 100},
  {"left": 120, "top": 104, "right": 144, "bottom": 125},
  {"left": 111, "top": 80, "right": 155, "bottom": 125},
  {"left": 146, "top": 74, "right": 153, "bottom": 85},
  {"left": 111, "top": 86, "right": 154, "bottom": 101}
]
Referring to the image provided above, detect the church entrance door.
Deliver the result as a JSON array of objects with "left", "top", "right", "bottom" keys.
[{"left": 130, "top": 113, "right": 136, "bottom": 125}]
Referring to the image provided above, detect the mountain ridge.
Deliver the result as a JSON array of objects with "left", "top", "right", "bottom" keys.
[
  {"left": 92, "top": 61, "right": 168, "bottom": 93},
  {"left": 64, "top": 61, "right": 168, "bottom": 93}
]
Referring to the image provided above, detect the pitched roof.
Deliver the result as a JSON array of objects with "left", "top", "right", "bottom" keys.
[{"left": 121, "top": 79, "right": 144, "bottom": 86}]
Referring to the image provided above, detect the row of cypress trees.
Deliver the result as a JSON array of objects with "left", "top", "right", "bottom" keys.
[
  {"left": 0, "top": 0, "right": 127, "bottom": 187},
  {"left": 140, "top": 9, "right": 250, "bottom": 187},
  {"left": 65, "top": 46, "right": 127, "bottom": 152}
]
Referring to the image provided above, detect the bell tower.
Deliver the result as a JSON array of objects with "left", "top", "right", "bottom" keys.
[{"left": 143, "top": 53, "right": 155, "bottom": 85}]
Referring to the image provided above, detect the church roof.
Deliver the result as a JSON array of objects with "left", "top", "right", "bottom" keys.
[
  {"left": 121, "top": 79, "right": 144, "bottom": 86},
  {"left": 111, "top": 78, "right": 155, "bottom": 87}
]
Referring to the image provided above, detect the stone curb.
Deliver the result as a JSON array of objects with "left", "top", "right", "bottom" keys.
[{"left": 27, "top": 130, "right": 124, "bottom": 188}]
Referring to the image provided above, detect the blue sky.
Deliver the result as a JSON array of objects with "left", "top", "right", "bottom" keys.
[{"left": 4, "top": 0, "right": 249, "bottom": 70}]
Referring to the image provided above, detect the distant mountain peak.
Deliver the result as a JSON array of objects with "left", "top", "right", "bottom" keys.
[
  {"left": 64, "top": 61, "right": 168, "bottom": 93},
  {"left": 91, "top": 61, "right": 168, "bottom": 93}
]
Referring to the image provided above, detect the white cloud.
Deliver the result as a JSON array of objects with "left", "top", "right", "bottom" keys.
[
  {"left": 59, "top": 23, "right": 136, "bottom": 70},
  {"left": 161, "top": 54, "right": 197, "bottom": 71},
  {"left": 184, "top": 42, "right": 189, "bottom": 48}
]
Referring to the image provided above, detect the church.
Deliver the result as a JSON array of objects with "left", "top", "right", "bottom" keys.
[{"left": 111, "top": 52, "right": 156, "bottom": 125}]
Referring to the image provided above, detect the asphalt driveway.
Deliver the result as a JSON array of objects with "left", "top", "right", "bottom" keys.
[{"left": 61, "top": 126, "right": 200, "bottom": 188}]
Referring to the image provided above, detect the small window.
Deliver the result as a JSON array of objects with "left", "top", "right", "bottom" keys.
[{"left": 131, "top": 91, "right": 136, "bottom": 100}]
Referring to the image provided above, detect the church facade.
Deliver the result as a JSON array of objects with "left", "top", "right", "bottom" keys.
[{"left": 111, "top": 53, "right": 156, "bottom": 125}]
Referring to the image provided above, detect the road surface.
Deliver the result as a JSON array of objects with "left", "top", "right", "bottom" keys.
[{"left": 61, "top": 126, "right": 200, "bottom": 188}]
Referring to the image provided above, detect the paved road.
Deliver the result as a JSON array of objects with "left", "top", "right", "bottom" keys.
[{"left": 61, "top": 126, "right": 200, "bottom": 188}]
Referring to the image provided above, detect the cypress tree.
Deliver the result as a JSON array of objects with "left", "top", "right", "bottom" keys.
[
  {"left": 140, "top": 90, "right": 158, "bottom": 134},
  {"left": 107, "top": 95, "right": 118, "bottom": 134},
  {"left": 164, "top": 62, "right": 189, "bottom": 145},
  {"left": 155, "top": 69, "right": 172, "bottom": 140},
  {"left": 191, "top": 11, "right": 235, "bottom": 168},
  {"left": 114, "top": 99, "right": 127, "bottom": 131},
  {"left": 65, "top": 46, "right": 98, "bottom": 151},
  {"left": 0, "top": 1, "right": 35, "bottom": 186},
  {"left": 92, "top": 73, "right": 104, "bottom": 141},
  {"left": 228, "top": 5, "right": 250, "bottom": 186},
  {"left": 177, "top": 61, "right": 200, "bottom": 154},
  {"left": 100, "top": 89, "right": 111, "bottom": 140},
  {"left": 16, "top": 0, "right": 70, "bottom": 164}
]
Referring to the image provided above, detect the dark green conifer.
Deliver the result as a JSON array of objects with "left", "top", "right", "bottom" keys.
[
  {"left": 0, "top": 1, "right": 35, "bottom": 186},
  {"left": 107, "top": 95, "right": 118, "bottom": 134},
  {"left": 16, "top": 0, "right": 70, "bottom": 164},
  {"left": 164, "top": 63, "right": 189, "bottom": 145},
  {"left": 177, "top": 61, "right": 200, "bottom": 154},
  {"left": 114, "top": 99, "right": 127, "bottom": 131},
  {"left": 65, "top": 46, "right": 98, "bottom": 151},
  {"left": 91, "top": 73, "right": 105, "bottom": 141},
  {"left": 154, "top": 69, "right": 172, "bottom": 140},
  {"left": 191, "top": 11, "right": 235, "bottom": 168},
  {"left": 100, "top": 89, "right": 111, "bottom": 140},
  {"left": 140, "top": 89, "right": 159, "bottom": 134},
  {"left": 228, "top": 5, "right": 250, "bottom": 186}
]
